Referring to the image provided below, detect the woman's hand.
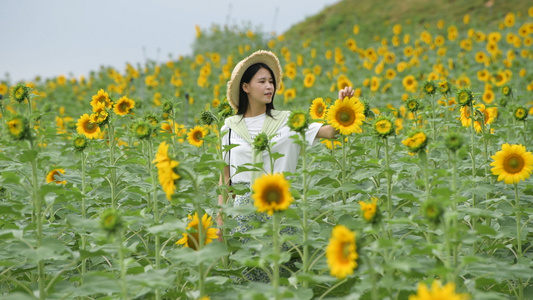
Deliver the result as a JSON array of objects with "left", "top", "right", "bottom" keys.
[{"left": 338, "top": 86, "right": 355, "bottom": 100}]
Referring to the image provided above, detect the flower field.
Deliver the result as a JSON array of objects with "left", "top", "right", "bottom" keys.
[{"left": 1, "top": 2, "right": 533, "bottom": 299}]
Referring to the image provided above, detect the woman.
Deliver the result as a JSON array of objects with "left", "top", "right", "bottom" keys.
[{"left": 217, "top": 50, "right": 353, "bottom": 281}]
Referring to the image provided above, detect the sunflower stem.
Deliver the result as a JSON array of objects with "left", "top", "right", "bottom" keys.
[
  {"left": 341, "top": 136, "right": 347, "bottom": 205},
  {"left": 300, "top": 131, "right": 310, "bottom": 287},
  {"left": 118, "top": 228, "right": 128, "bottom": 300},
  {"left": 147, "top": 140, "right": 162, "bottom": 300},
  {"left": 108, "top": 122, "right": 117, "bottom": 210},
  {"left": 384, "top": 138, "right": 392, "bottom": 222},
  {"left": 514, "top": 183, "right": 522, "bottom": 258},
  {"left": 272, "top": 212, "right": 281, "bottom": 300},
  {"left": 29, "top": 142, "right": 45, "bottom": 300},
  {"left": 469, "top": 103, "right": 477, "bottom": 236},
  {"left": 80, "top": 150, "right": 88, "bottom": 284}
]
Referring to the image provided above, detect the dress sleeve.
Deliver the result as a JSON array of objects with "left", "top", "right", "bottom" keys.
[
  {"left": 305, "top": 122, "right": 323, "bottom": 147},
  {"left": 221, "top": 124, "right": 230, "bottom": 164}
]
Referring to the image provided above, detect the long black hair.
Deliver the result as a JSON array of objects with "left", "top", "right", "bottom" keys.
[{"left": 236, "top": 63, "right": 276, "bottom": 117}]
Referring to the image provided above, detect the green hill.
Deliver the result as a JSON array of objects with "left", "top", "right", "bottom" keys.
[{"left": 284, "top": 0, "right": 528, "bottom": 43}]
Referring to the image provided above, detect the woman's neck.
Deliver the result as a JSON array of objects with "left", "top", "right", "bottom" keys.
[{"left": 244, "top": 104, "right": 267, "bottom": 118}]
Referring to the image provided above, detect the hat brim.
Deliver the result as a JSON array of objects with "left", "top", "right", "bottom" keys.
[{"left": 226, "top": 50, "right": 282, "bottom": 111}]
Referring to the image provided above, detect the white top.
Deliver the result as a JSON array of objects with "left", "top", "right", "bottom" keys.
[{"left": 221, "top": 113, "right": 322, "bottom": 184}]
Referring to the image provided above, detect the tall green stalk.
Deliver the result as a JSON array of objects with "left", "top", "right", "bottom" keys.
[
  {"left": 341, "top": 136, "right": 347, "bottom": 205},
  {"left": 108, "top": 122, "right": 118, "bottom": 210},
  {"left": 147, "top": 141, "right": 162, "bottom": 300},
  {"left": 80, "top": 151, "right": 88, "bottom": 284},
  {"left": 272, "top": 213, "right": 281, "bottom": 300},
  {"left": 29, "top": 143, "right": 45, "bottom": 300},
  {"left": 300, "top": 131, "right": 310, "bottom": 287}
]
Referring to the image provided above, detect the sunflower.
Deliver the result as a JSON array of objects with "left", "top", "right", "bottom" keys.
[
  {"left": 176, "top": 212, "right": 218, "bottom": 250},
  {"left": 132, "top": 119, "right": 152, "bottom": 140},
  {"left": 200, "top": 110, "right": 216, "bottom": 125},
  {"left": 373, "top": 116, "right": 395, "bottom": 138},
  {"left": 460, "top": 103, "right": 498, "bottom": 132},
  {"left": 252, "top": 173, "right": 293, "bottom": 215},
  {"left": 336, "top": 74, "right": 353, "bottom": 91},
  {"left": 187, "top": 125, "right": 208, "bottom": 147},
  {"left": 409, "top": 281, "right": 470, "bottom": 300},
  {"left": 113, "top": 96, "right": 135, "bottom": 116},
  {"left": 501, "top": 85, "right": 512, "bottom": 97},
  {"left": 359, "top": 197, "right": 379, "bottom": 223},
  {"left": 445, "top": 131, "right": 464, "bottom": 152},
  {"left": 46, "top": 169, "right": 66, "bottom": 185},
  {"left": 423, "top": 200, "right": 443, "bottom": 225},
  {"left": 326, "top": 225, "right": 358, "bottom": 279},
  {"left": 217, "top": 100, "right": 233, "bottom": 119},
  {"left": 90, "top": 89, "right": 113, "bottom": 110},
  {"left": 144, "top": 112, "right": 159, "bottom": 126},
  {"left": 490, "top": 143, "right": 533, "bottom": 184},
  {"left": 438, "top": 80, "right": 451, "bottom": 95},
  {"left": 7, "top": 115, "right": 30, "bottom": 140},
  {"left": 326, "top": 96, "right": 365, "bottom": 135},
  {"left": 513, "top": 106, "right": 528, "bottom": 121},
  {"left": 406, "top": 98, "right": 420, "bottom": 112},
  {"left": 309, "top": 97, "right": 327, "bottom": 120},
  {"left": 402, "top": 131, "right": 428, "bottom": 154},
  {"left": 100, "top": 209, "right": 122, "bottom": 234},
  {"left": 288, "top": 110, "right": 309, "bottom": 133},
  {"left": 482, "top": 89, "right": 495, "bottom": 104},
  {"left": 252, "top": 132, "right": 270, "bottom": 152},
  {"left": 456, "top": 88, "right": 474, "bottom": 107},
  {"left": 422, "top": 81, "right": 437, "bottom": 96},
  {"left": 72, "top": 135, "right": 88, "bottom": 151},
  {"left": 90, "top": 101, "right": 109, "bottom": 125},
  {"left": 402, "top": 75, "right": 418, "bottom": 92},
  {"left": 153, "top": 141, "right": 181, "bottom": 200},
  {"left": 76, "top": 114, "right": 101, "bottom": 139},
  {"left": 303, "top": 73, "right": 315, "bottom": 88},
  {"left": 10, "top": 83, "right": 30, "bottom": 103},
  {"left": 321, "top": 139, "right": 342, "bottom": 150},
  {"left": 161, "top": 99, "right": 174, "bottom": 113}
]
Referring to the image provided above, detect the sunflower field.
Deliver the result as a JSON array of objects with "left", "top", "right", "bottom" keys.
[{"left": 1, "top": 1, "right": 533, "bottom": 299}]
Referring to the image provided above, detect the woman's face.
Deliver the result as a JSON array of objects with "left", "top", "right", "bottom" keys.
[{"left": 242, "top": 67, "right": 274, "bottom": 108}]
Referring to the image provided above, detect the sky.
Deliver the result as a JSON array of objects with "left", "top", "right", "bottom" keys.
[{"left": 0, "top": 0, "right": 338, "bottom": 83}]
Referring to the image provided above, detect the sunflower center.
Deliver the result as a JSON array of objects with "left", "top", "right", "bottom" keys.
[
  {"left": 340, "top": 241, "right": 351, "bottom": 261},
  {"left": 504, "top": 155, "right": 524, "bottom": 174},
  {"left": 85, "top": 122, "right": 98, "bottom": 133},
  {"left": 338, "top": 108, "right": 355, "bottom": 126},
  {"left": 194, "top": 131, "right": 203, "bottom": 140},
  {"left": 317, "top": 106, "right": 324, "bottom": 115},
  {"left": 265, "top": 188, "right": 281, "bottom": 204}
]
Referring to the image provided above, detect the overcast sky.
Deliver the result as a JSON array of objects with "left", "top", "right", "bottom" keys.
[{"left": 0, "top": 0, "right": 338, "bottom": 83}]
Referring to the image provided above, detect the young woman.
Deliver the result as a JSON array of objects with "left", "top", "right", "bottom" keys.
[{"left": 217, "top": 50, "right": 353, "bottom": 281}]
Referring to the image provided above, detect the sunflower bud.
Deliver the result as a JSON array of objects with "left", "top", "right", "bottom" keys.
[
  {"left": 7, "top": 115, "right": 30, "bottom": 140},
  {"left": 423, "top": 200, "right": 443, "bottom": 225},
  {"left": 200, "top": 110, "right": 217, "bottom": 126},
  {"left": 217, "top": 100, "right": 233, "bottom": 119},
  {"left": 456, "top": 88, "right": 474, "bottom": 107},
  {"left": 132, "top": 119, "right": 153, "bottom": 140},
  {"left": 501, "top": 85, "right": 512, "bottom": 97},
  {"left": 100, "top": 209, "right": 122, "bottom": 234},
  {"left": 10, "top": 83, "right": 30, "bottom": 103},
  {"left": 253, "top": 132, "right": 269, "bottom": 152},
  {"left": 144, "top": 112, "right": 159, "bottom": 126},
  {"left": 422, "top": 80, "right": 437, "bottom": 96},
  {"left": 445, "top": 132, "right": 464, "bottom": 152},
  {"left": 72, "top": 135, "right": 88, "bottom": 151},
  {"left": 161, "top": 99, "right": 174, "bottom": 113},
  {"left": 406, "top": 98, "right": 420, "bottom": 113},
  {"left": 288, "top": 110, "right": 309, "bottom": 133},
  {"left": 513, "top": 106, "right": 528, "bottom": 121}
]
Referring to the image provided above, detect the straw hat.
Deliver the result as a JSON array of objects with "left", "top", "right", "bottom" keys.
[{"left": 226, "top": 50, "right": 282, "bottom": 110}]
